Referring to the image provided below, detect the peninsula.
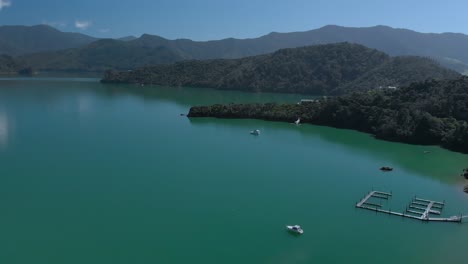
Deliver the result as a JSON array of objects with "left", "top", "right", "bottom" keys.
[{"left": 188, "top": 77, "right": 468, "bottom": 153}]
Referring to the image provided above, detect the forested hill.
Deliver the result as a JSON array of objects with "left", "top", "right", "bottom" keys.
[
  {"left": 336, "top": 56, "right": 461, "bottom": 94},
  {"left": 21, "top": 39, "right": 185, "bottom": 72},
  {"left": 0, "top": 55, "right": 31, "bottom": 74},
  {"left": 0, "top": 55, "right": 20, "bottom": 74},
  {"left": 101, "top": 43, "right": 459, "bottom": 95},
  {"left": 188, "top": 77, "right": 468, "bottom": 153}
]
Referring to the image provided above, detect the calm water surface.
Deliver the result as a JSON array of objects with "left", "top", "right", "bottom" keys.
[{"left": 0, "top": 78, "right": 467, "bottom": 264}]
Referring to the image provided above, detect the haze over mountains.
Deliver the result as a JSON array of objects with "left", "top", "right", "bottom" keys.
[
  {"left": 1, "top": 24, "right": 468, "bottom": 74},
  {"left": 0, "top": 25, "right": 97, "bottom": 56},
  {"left": 102, "top": 43, "right": 459, "bottom": 95}
]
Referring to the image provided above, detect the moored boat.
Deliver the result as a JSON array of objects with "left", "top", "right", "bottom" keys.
[
  {"left": 380, "top": 166, "right": 393, "bottom": 171},
  {"left": 250, "top": 129, "right": 260, "bottom": 135},
  {"left": 286, "top": 225, "right": 303, "bottom": 234}
]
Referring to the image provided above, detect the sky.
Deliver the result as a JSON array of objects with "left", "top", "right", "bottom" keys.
[{"left": 0, "top": 0, "right": 467, "bottom": 40}]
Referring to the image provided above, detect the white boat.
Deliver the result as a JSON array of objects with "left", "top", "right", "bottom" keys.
[
  {"left": 294, "top": 118, "right": 301, "bottom": 125},
  {"left": 250, "top": 129, "right": 260, "bottom": 135},
  {"left": 286, "top": 225, "right": 303, "bottom": 234}
]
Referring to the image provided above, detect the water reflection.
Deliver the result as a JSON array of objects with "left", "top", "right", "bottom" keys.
[
  {"left": 0, "top": 77, "right": 99, "bottom": 82},
  {"left": 97, "top": 83, "right": 304, "bottom": 107},
  {"left": 188, "top": 118, "right": 468, "bottom": 184},
  {"left": 0, "top": 112, "right": 8, "bottom": 148},
  {"left": 78, "top": 96, "right": 93, "bottom": 114},
  {"left": 2, "top": 78, "right": 466, "bottom": 183},
  {"left": 0, "top": 78, "right": 303, "bottom": 110}
]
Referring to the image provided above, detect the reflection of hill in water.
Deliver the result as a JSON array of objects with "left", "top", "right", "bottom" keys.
[
  {"left": 0, "top": 79, "right": 303, "bottom": 113},
  {"left": 96, "top": 83, "right": 468, "bottom": 184},
  {"left": 0, "top": 78, "right": 100, "bottom": 105},
  {"left": 97, "top": 83, "right": 304, "bottom": 108},
  {"left": 0, "top": 79, "right": 304, "bottom": 111},
  {"left": 189, "top": 118, "right": 468, "bottom": 184},
  {"left": 4, "top": 79, "right": 465, "bottom": 184}
]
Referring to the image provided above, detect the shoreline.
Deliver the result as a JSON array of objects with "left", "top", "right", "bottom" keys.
[
  {"left": 187, "top": 97, "right": 468, "bottom": 155},
  {"left": 187, "top": 110, "right": 448, "bottom": 150}
]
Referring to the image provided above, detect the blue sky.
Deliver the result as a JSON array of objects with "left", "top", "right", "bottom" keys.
[{"left": 0, "top": 0, "right": 467, "bottom": 40}]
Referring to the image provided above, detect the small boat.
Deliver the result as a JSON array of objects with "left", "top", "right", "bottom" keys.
[
  {"left": 294, "top": 118, "right": 301, "bottom": 125},
  {"left": 380, "top": 166, "right": 393, "bottom": 171},
  {"left": 286, "top": 225, "right": 303, "bottom": 234},
  {"left": 250, "top": 129, "right": 260, "bottom": 135}
]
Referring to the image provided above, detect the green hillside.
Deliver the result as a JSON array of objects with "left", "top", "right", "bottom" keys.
[
  {"left": 102, "top": 43, "right": 459, "bottom": 95},
  {"left": 22, "top": 39, "right": 184, "bottom": 72}
]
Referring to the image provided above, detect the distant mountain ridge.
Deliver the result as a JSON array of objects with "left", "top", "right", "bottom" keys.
[
  {"left": 0, "top": 25, "right": 98, "bottom": 56},
  {"left": 102, "top": 43, "right": 460, "bottom": 95},
  {"left": 20, "top": 38, "right": 185, "bottom": 72},
  {"left": 119, "top": 36, "right": 137, "bottom": 41},
  {"left": 15, "top": 24, "right": 468, "bottom": 73},
  {"left": 1, "top": 24, "right": 467, "bottom": 73}
]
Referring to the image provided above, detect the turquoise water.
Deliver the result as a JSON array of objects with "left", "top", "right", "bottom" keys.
[{"left": 0, "top": 78, "right": 467, "bottom": 263}]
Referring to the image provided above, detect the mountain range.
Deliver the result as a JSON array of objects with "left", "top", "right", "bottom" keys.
[
  {"left": 1, "top": 24, "right": 468, "bottom": 73},
  {"left": 0, "top": 25, "right": 97, "bottom": 56},
  {"left": 102, "top": 43, "right": 460, "bottom": 95}
]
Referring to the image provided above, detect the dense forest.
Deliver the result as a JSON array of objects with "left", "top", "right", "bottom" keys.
[
  {"left": 188, "top": 77, "right": 468, "bottom": 153},
  {"left": 0, "top": 55, "right": 20, "bottom": 74},
  {"left": 21, "top": 39, "right": 185, "bottom": 72},
  {"left": 0, "top": 55, "right": 32, "bottom": 75},
  {"left": 336, "top": 56, "right": 461, "bottom": 94},
  {"left": 102, "top": 43, "right": 459, "bottom": 95}
]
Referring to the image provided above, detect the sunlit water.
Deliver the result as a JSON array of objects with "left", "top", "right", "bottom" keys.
[{"left": 0, "top": 78, "right": 467, "bottom": 264}]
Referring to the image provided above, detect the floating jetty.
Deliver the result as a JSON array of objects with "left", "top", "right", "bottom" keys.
[{"left": 356, "top": 191, "right": 463, "bottom": 223}]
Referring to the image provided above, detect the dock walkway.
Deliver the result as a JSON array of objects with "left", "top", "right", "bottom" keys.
[{"left": 355, "top": 191, "right": 462, "bottom": 223}]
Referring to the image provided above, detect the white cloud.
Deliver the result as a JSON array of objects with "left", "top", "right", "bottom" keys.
[
  {"left": 75, "top": 20, "right": 92, "bottom": 30},
  {"left": 0, "top": 0, "right": 11, "bottom": 10},
  {"left": 99, "top": 28, "right": 110, "bottom": 33}
]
